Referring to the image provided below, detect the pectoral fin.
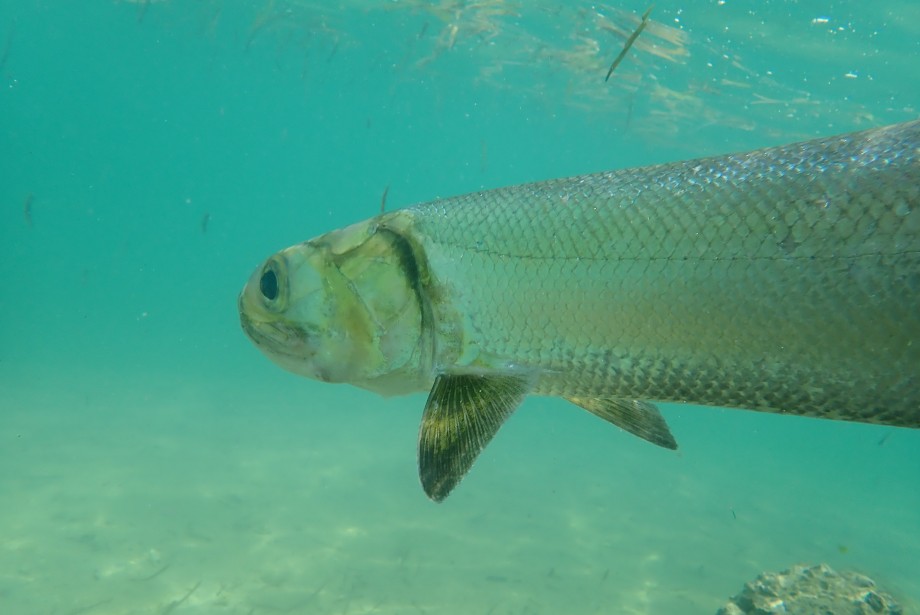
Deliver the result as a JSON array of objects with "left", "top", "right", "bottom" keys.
[
  {"left": 567, "top": 396, "right": 678, "bottom": 450},
  {"left": 418, "top": 372, "right": 531, "bottom": 502}
]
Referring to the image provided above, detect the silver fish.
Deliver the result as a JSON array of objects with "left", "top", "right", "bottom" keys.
[{"left": 239, "top": 121, "right": 920, "bottom": 501}]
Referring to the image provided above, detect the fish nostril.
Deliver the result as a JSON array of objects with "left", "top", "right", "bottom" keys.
[{"left": 260, "top": 267, "right": 279, "bottom": 301}]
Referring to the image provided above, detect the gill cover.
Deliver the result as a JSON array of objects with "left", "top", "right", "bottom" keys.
[{"left": 240, "top": 216, "right": 428, "bottom": 395}]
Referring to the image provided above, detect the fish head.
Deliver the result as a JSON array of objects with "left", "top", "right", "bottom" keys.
[{"left": 239, "top": 217, "right": 427, "bottom": 395}]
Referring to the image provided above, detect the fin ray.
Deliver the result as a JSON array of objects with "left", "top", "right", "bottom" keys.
[
  {"left": 418, "top": 372, "right": 531, "bottom": 502},
  {"left": 567, "top": 396, "right": 678, "bottom": 450}
]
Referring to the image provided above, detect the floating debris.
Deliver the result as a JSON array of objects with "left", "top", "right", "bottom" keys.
[
  {"left": 131, "top": 1, "right": 911, "bottom": 150},
  {"left": 137, "top": 0, "right": 151, "bottom": 23},
  {"left": 23, "top": 193, "right": 33, "bottom": 228},
  {"left": 380, "top": 184, "right": 390, "bottom": 214},
  {"left": 605, "top": 4, "right": 653, "bottom": 82},
  {"left": 162, "top": 580, "right": 201, "bottom": 615}
]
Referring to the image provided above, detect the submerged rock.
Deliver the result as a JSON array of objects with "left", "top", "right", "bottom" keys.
[{"left": 716, "top": 563, "right": 903, "bottom": 615}]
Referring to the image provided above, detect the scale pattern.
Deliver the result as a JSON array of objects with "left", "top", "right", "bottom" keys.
[{"left": 408, "top": 121, "right": 920, "bottom": 427}]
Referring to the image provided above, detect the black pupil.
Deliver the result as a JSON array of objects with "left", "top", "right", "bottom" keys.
[{"left": 260, "top": 268, "right": 279, "bottom": 301}]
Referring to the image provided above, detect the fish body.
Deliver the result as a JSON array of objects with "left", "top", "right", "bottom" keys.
[{"left": 240, "top": 121, "right": 920, "bottom": 501}]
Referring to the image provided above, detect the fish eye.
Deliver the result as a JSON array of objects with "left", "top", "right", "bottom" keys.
[{"left": 260, "top": 266, "right": 279, "bottom": 301}]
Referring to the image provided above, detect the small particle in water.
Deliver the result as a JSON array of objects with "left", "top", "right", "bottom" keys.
[
  {"left": 844, "top": 71, "right": 858, "bottom": 79},
  {"left": 23, "top": 193, "right": 34, "bottom": 227},
  {"left": 380, "top": 184, "right": 390, "bottom": 214},
  {"left": 812, "top": 17, "right": 830, "bottom": 25}
]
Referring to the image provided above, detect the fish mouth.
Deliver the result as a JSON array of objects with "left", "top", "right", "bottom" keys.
[
  {"left": 238, "top": 294, "right": 311, "bottom": 361},
  {"left": 239, "top": 303, "right": 335, "bottom": 381},
  {"left": 239, "top": 308, "right": 266, "bottom": 346},
  {"left": 237, "top": 293, "right": 261, "bottom": 342}
]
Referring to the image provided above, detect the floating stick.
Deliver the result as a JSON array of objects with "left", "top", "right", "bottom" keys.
[
  {"left": 605, "top": 5, "right": 653, "bottom": 82},
  {"left": 380, "top": 184, "right": 390, "bottom": 214}
]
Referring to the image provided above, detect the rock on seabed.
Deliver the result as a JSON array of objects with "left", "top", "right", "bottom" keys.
[{"left": 716, "top": 563, "right": 903, "bottom": 615}]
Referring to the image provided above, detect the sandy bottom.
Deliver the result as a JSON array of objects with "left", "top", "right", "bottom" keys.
[{"left": 1, "top": 367, "right": 918, "bottom": 614}]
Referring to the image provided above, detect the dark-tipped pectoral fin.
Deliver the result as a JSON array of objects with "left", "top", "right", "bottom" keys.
[
  {"left": 567, "top": 396, "right": 678, "bottom": 450},
  {"left": 418, "top": 372, "right": 531, "bottom": 502}
]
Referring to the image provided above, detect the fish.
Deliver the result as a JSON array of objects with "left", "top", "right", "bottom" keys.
[{"left": 239, "top": 120, "right": 920, "bottom": 502}]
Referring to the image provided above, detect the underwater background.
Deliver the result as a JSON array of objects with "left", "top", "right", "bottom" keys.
[{"left": 1, "top": 1, "right": 918, "bottom": 613}]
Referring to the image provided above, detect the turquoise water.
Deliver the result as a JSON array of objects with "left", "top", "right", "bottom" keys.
[{"left": 2, "top": 1, "right": 918, "bottom": 613}]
